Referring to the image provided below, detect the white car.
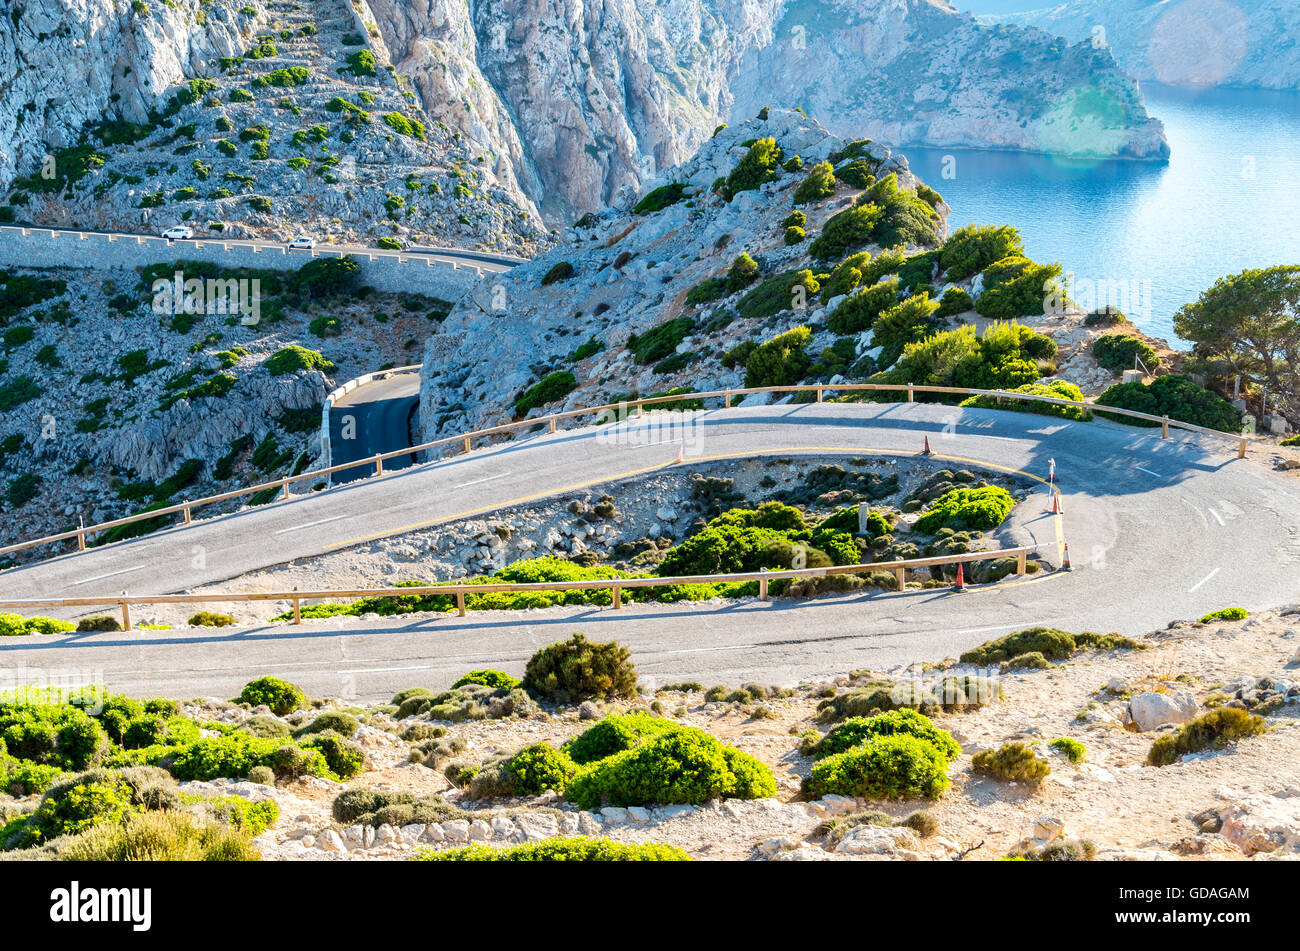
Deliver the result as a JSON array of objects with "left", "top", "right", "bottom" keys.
[
  {"left": 287, "top": 234, "right": 316, "bottom": 250},
  {"left": 160, "top": 226, "right": 194, "bottom": 241}
]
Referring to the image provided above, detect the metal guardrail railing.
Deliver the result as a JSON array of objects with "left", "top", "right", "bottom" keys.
[
  {"left": 0, "top": 547, "right": 1036, "bottom": 630},
  {"left": 0, "top": 381, "right": 1254, "bottom": 562}
]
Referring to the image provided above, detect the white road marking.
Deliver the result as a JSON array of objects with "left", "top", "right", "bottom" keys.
[
  {"left": 273, "top": 513, "right": 350, "bottom": 535},
  {"left": 338, "top": 664, "right": 436, "bottom": 675},
  {"left": 1187, "top": 567, "right": 1220, "bottom": 593},
  {"left": 1208, "top": 508, "right": 1225, "bottom": 526},
  {"left": 70, "top": 565, "right": 146, "bottom": 586},
  {"left": 454, "top": 471, "right": 513, "bottom": 488},
  {"left": 1134, "top": 465, "right": 1163, "bottom": 478},
  {"left": 661, "top": 644, "right": 757, "bottom": 655}
]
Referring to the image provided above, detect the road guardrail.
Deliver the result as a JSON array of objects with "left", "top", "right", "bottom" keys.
[
  {"left": 0, "top": 381, "right": 1253, "bottom": 562},
  {"left": 0, "top": 547, "right": 1036, "bottom": 630}
]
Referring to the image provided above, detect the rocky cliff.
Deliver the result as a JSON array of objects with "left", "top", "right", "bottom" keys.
[
  {"left": 0, "top": 0, "right": 548, "bottom": 251},
  {"left": 992, "top": 0, "right": 1300, "bottom": 91},
  {"left": 369, "top": 0, "right": 1167, "bottom": 224}
]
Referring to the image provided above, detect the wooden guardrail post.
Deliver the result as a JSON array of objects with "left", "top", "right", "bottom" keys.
[
  {"left": 724, "top": 390, "right": 732, "bottom": 408},
  {"left": 76, "top": 528, "right": 86, "bottom": 551},
  {"left": 281, "top": 481, "right": 291, "bottom": 501},
  {"left": 758, "top": 568, "right": 769, "bottom": 601},
  {"left": 907, "top": 384, "right": 915, "bottom": 402},
  {"left": 292, "top": 590, "right": 302, "bottom": 625},
  {"left": 1161, "top": 416, "right": 1170, "bottom": 439},
  {"left": 455, "top": 591, "right": 466, "bottom": 617},
  {"left": 894, "top": 567, "right": 906, "bottom": 591},
  {"left": 816, "top": 386, "right": 824, "bottom": 403},
  {"left": 182, "top": 503, "right": 192, "bottom": 525},
  {"left": 1016, "top": 550, "right": 1027, "bottom": 575},
  {"left": 549, "top": 417, "right": 557, "bottom": 433},
  {"left": 119, "top": 595, "right": 131, "bottom": 632},
  {"left": 375, "top": 454, "right": 384, "bottom": 476},
  {"left": 463, "top": 436, "right": 471, "bottom": 453},
  {"left": 1238, "top": 438, "right": 1247, "bottom": 459},
  {"left": 612, "top": 584, "right": 622, "bottom": 609}
]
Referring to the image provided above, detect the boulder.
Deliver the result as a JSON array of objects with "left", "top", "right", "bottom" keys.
[
  {"left": 1126, "top": 689, "right": 1198, "bottom": 732},
  {"left": 1218, "top": 791, "right": 1300, "bottom": 855},
  {"left": 835, "top": 825, "right": 919, "bottom": 855}
]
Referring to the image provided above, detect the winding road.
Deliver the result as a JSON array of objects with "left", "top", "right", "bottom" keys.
[
  {"left": 328, "top": 371, "right": 422, "bottom": 483},
  {"left": 1, "top": 403, "right": 1297, "bottom": 702}
]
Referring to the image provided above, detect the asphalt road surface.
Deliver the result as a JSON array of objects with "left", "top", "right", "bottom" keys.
[
  {"left": 2, "top": 403, "right": 1297, "bottom": 701},
  {"left": 328, "top": 372, "right": 421, "bottom": 483}
]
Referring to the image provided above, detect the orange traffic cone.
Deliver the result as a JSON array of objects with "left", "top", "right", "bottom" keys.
[
  {"left": 1061, "top": 543, "right": 1072, "bottom": 571},
  {"left": 923, "top": 435, "right": 932, "bottom": 455},
  {"left": 1048, "top": 492, "right": 1062, "bottom": 515},
  {"left": 675, "top": 440, "right": 684, "bottom": 463},
  {"left": 954, "top": 562, "right": 965, "bottom": 591}
]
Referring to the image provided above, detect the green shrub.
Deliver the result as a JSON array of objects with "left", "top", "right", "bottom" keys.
[
  {"left": 514, "top": 370, "right": 577, "bottom": 416},
  {"left": 1147, "top": 708, "right": 1266, "bottom": 767},
  {"left": 809, "top": 203, "right": 883, "bottom": 260},
  {"left": 960, "top": 627, "right": 1077, "bottom": 665},
  {"left": 417, "top": 836, "right": 689, "bottom": 861},
  {"left": 972, "top": 742, "right": 1050, "bottom": 784},
  {"left": 806, "top": 734, "right": 952, "bottom": 800},
  {"left": 264, "top": 345, "right": 336, "bottom": 376},
  {"left": 56, "top": 809, "right": 259, "bottom": 860},
  {"left": 784, "top": 225, "right": 806, "bottom": 245},
  {"left": 188, "top": 611, "right": 235, "bottom": 627},
  {"left": 451, "top": 669, "right": 520, "bottom": 691},
  {"left": 939, "top": 224, "right": 1024, "bottom": 282},
  {"left": 75, "top": 615, "right": 122, "bottom": 633},
  {"left": 633, "top": 183, "right": 688, "bottom": 214},
  {"left": 566, "top": 728, "right": 775, "bottom": 809},
  {"left": 298, "top": 732, "right": 364, "bottom": 779},
  {"left": 254, "top": 67, "right": 311, "bottom": 88},
  {"left": 345, "top": 50, "right": 376, "bottom": 76},
  {"left": 960, "top": 380, "right": 1090, "bottom": 421},
  {"left": 1199, "top": 607, "right": 1248, "bottom": 623},
  {"left": 295, "top": 712, "right": 359, "bottom": 737},
  {"left": 5, "top": 768, "right": 149, "bottom": 847},
  {"left": 562, "top": 712, "right": 682, "bottom": 765},
  {"left": 247, "top": 765, "right": 275, "bottom": 785},
  {"left": 834, "top": 158, "right": 875, "bottom": 188},
  {"left": 1095, "top": 375, "right": 1243, "bottom": 433},
  {"left": 236, "top": 677, "right": 307, "bottom": 716},
  {"left": 628, "top": 316, "right": 694, "bottom": 363},
  {"left": 491, "top": 742, "right": 576, "bottom": 796},
  {"left": 826, "top": 279, "right": 899, "bottom": 335},
  {"left": 937, "top": 286, "right": 973, "bottom": 317},
  {"left": 1049, "top": 737, "right": 1086, "bottom": 763},
  {"left": 793, "top": 161, "right": 836, "bottom": 205},
  {"left": 0, "top": 614, "right": 74, "bottom": 636},
  {"left": 522, "top": 634, "right": 637, "bottom": 705},
  {"left": 720, "top": 137, "right": 782, "bottom": 200},
  {"left": 809, "top": 710, "right": 961, "bottom": 761},
  {"left": 744, "top": 326, "right": 811, "bottom": 388},
  {"left": 878, "top": 319, "right": 1054, "bottom": 387},
  {"left": 736, "top": 269, "right": 820, "bottom": 320},
  {"left": 1092, "top": 333, "right": 1159, "bottom": 374},
  {"left": 913, "top": 485, "right": 1014, "bottom": 534},
  {"left": 815, "top": 676, "right": 1001, "bottom": 721},
  {"left": 727, "top": 253, "right": 760, "bottom": 291},
  {"left": 975, "top": 255, "right": 1063, "bottom": 320},
  {"left": 541, "top": 261, "right": 575, "bottom": 286}
]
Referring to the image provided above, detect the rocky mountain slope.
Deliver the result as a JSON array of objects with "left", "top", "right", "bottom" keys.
[
  {"left": 1, "top": 0, "right": 1169, "bottom": 234},
  {"left": 414, "top": 108, "right": 1118, "bottom": 447},
  {"left": 992, "top": 0, "right": 1300, "bottom": 91},
  {"left": 368, "top": 0, "right": 1169, "bottom": 223},
  {"left": 0, "top": 0, "right": 547, "bottom": 251}
]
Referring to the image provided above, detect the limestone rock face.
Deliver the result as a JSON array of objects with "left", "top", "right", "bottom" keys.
[
  {"left": 367, "top": 0, "right": 1169, "bottom": 224},
  {"left": 998, "top": 0, "right": 1300, "bottom": 91}
]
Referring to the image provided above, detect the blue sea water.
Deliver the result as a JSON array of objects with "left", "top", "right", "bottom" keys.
[{"left": 902, "top": 83, "right": 1300, "bottom": 344}]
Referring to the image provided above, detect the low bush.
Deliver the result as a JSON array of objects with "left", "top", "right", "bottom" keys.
[
  {"left": 1005, "top": 838, "right": 1096, "bottom": 861},
  {"left": 417, "top": 836, "right": 689, "bottom": 861},
  {"left": 959, "top": 627, "right": 1077, "bottom": 665},
  {"left": 566, "top": 727, "right": 775, "bottom": 809},
  {"left": 1199, "top": 607, "right": 1248, "bottom": 623},
  {"left": 331, "top": 788, "right": 467, "bottom": 827},
  {"left": 264, "top": 344, "right": 336, "bottom": 377},
  {"left": 1050, "top": 737, "right": 1086, "bottom": 763},
  {"left": 1092, "top": 333, "right": 1159, "bottom": 374},
  {"left": 75, "top": 615, "right": 122, "bottom": 633},
  {"left": 236, "top": 677, "right": 307, "bottom": 716},
  {"left": 936, "top": 285, "right": 973, "bottom": 317},
  {"left": 297, "top": 732, "right": 365, "bottom": 779},
  {"left": 809, "top": 203, "right": 883, "bottom": 260},
  {"left": 562, "top": 712, "right": 681, "bottom": 765},
  {"left": 522, "top": 634, "right": 638, "bottom": 705},
  {"left": 541, "top": 261, "right": 575, "bottom": 286},
  {"left": 0, "top": 614, "right": 74, "bottom": 637},
  {"left": 744, "top": 325, "right": 812, "bottom": 388},
  {"left": 974, "top": 255, "right": 1063, "bottom": 320},
  {"left": 188, "top": 611, "right": 235, "bottom": 628},
  {"left": 913, "top": 485, "right": 1015, "bottom": 534},
  {"left": 473, "top": 742, "right": 576, "bottom": 797},
  {"left": 295, "top": 711, "right": 358, "bottom": 738},
  {"left": 720, "top": 137, "right": 782, "bottom": 201},
  {"left": 815, "top": 676, "right": 1001, "bottom": 721},
  {"left": 514, "top": 370, "right": 577, "bottom": 416},
  {"left": 1000, "top": 651, "right": 1053, "bottom": 671},
  {"left": 633, "top": 183, "right": 687, "bottom": 215},
  {"left": 1095, "top": 374, "right": 1243, "bottom": 433},
  {"left": 58, "top": 809, "right": 259, "bottom": 861},
  {"left": 1147, "top": 708, "right": 1266, "bottom": 766},
  {"left": 451, "top": 669, "right": 520, "bottom": 691},
  {"left": 826, "top": 280, "right": 899, "bottom": 335},
  {"left": 805, "top": 734, "right": 952, "bottom": 800},
  {"left": 793, "top": 161, "right": 836, "bottom": 204},
  {"left": 972, "top": 742, "right": 1050, "bottom": 784},
  {"left": 939, "top": 224, "right": 1024, "bottom": 282},
  {"left": 959, "top": 380, "right": 1090, "bottom": 421},
  {"left": 808, "top": 709, "right": 961, "bottom": 761},
  {"left": 736, "top": 269, "right": 819, "bottom": 320}
]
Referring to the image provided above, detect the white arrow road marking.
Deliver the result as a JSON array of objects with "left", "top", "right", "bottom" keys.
[
  {"left": 1208, "top": 508, "right": 1225, "bottom": 526},
  {"left": 273, "top": 513, "right": 350, "bottom": 535},
  {"left": 1187, "top": 567, "right": 1220, "bottom": 593},
  {"left": 71, "top": 565, "right": 146, "bottom": 586}
]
